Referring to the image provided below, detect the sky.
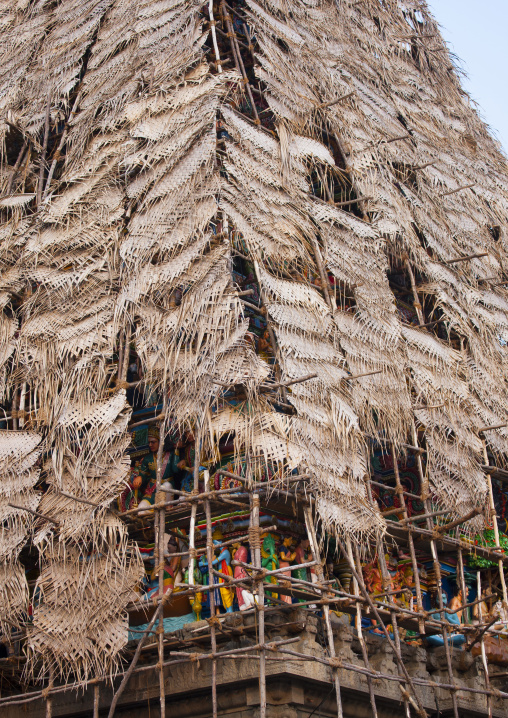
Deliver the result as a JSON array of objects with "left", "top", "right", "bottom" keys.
[{"left": 428, "top": 0, "right": 508, "bottom": 152}]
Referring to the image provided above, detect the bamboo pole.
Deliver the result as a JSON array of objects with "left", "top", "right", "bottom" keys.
[
  {"left": 208, "top": 0, "right": 223, "bottom": 73},
  {"left": 155, "top": 396, "right": 168, "bottom": 718},
  {"left": 45, "top": 665, "right": 53, "bottom": 718},
  {"left": 346, "top": 538, "right": 379, "bottom": 718},
  {"left": 17, "top": 382, "right": 27, "bottom": 429},
  {"left": 481, "top": 438, "right": 508, "bottom": 604},
  {"left": 37, "top": 97, "right": 51, "bottom": 207},
  {"left": 188, "top": 438, "right": 201, "bottom": 605},
  {"left": 375, "top": 541, "right": 411, "bottom": 718},
  {"left": 221, "top": 2, "right": 260, "bottom": 124},
  {"left": 477, "top": 570, "right": 492, "bottom": 718},
  {"left": 310, "top": 234, "right": 335, "bottom": 311},
  {"left": 410, "top": 423, "right": 459, "bottom": 718},
  {"left": 93, "top": 684, "right": 99, "bottom": 718},
  {"left": 205, "top": 498, "right": 218, "bottom": 718},
  {"left": 405, "top": 257, "right": 424, "bottom": 325},
  {"left": 5, "top": 140, "right": 28, "bottom": 195},
  {"left": 250, "top": 492, "right": 266, "bottom": 718},
  {"left": 390, "top": 447, "right": 426, "bottom": 633},
  {"left": 107, "top": 593, "right": 172, "bottom": 718},
  {"left": 303, "top": 505, "right": 344, "bottom": 718},
  {"left": 43, "top": 91, "right": 81, "bottom": 199},
  {"left": 336, "top": 537, "right": 427, "bottom": 717}
]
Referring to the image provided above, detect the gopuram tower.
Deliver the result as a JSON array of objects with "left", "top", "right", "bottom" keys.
[{"left": 1, "top": 1, "right": 508, "bottom": 717}]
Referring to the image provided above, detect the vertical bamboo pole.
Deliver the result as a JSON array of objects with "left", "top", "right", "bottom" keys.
[
  {"left": 345, "top": 538, "right": 378, "bottom": 718},
  {"left": 477, "top": 570, "right": 492, "bottom": 718},
  {"left": 250, "top": 491, "right": 265, "bottom": 718},
  {"left": 303, "top": 505, "right": 344, "bottom": 718},
  {"left": 389, "top": 447, "right": 426, "bottom": 633},
  {"left": 43, "top": 91, "right": 82, "bottom": 199},
  {"left": 310, "top": 235, "right": 335, "bottom": 311},
  {"left": 410, "top": 422, "right": 459, "bottom": 718},
  {"left": 208, "top": 0, "right": 223, "bottom": 72},
  {"left": 5, "top": 140, "right": 28, "bottom": 195},
  {"left": 405, "top": 258, "right": 424, "bottom": 325},
  {"left": 17, "top": 383, "right": 27, "bottom": 429},
  {"left": 93, "top": 684, "right": 100, "bottom": 718},
  {"left": 120, "top": 326, "right": 131, "bottom": 384},
  {"left": 45, "top": 665, "right": 54, "bottom": 718},
  {"left": 221, "top": 2, "right": 260, "bottom": 124},
  {"left": 117, "top": 332, "right": 124, "bottom": 384},
  {"left": 37, "top": 98, "right": 51, "bottom": 207},
  {"left": 375, "top": 543, "right": 411, "bottom": 718},
  {"left": 337, "top": 536, "right": 426, "bottom": 716},
  {"left": 205, "top": 499, "right": 218, "bottom": 718},
  {"left": 457, "top": 549, "right": 468, "bottom": 623},
  {"left": 12, "top": 385, "right": 18, "bottom": 430},
  {"left": 155, "top": 397, "right": 168, "bottom": 718},
  {"left": 481, "top": 438, "right": 508, "bottom": 604},
  {"left": 188, "top": 437, "right": 202, "bottom": 597}
]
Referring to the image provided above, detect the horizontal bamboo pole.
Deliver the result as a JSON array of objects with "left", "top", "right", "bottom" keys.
[
  {"left": 399, "top": 508, "right": 451, "bottom": 525},
  {"left": 385, "top": 520, "right": 508, "bottom": 563},
  {"left": 383, "top": 133, "right": 411, "bottom": 144},
  {"left": 445, "top": 252, "right": 488, "bottom": 264},
  {"left": 7, "top": 502, "right": 58, "bottom": 525},
  {"left": 440, "top": 183, "right": 476, "bottom": 197},
  {"left": 316, "top": 91, "right": 355, "bottom": 109},
  {"left": 343, "top": 369, "right": 383, "bottom": 381},
  {"left": 412, "top": 161, "right": 436, "bottom": 171},
  {"left": 59, "top": 492, "right": 99, "bottom": 507},
  {"left": 433, "top": 508, "right": 482, "bottom": 534},
  {"left": 129, "top": 413, "right": 165, "bottom": 430},
  {"left": 478, "top": 423, "right": 508, "bottom": 433},
  {"left": 264, "top": 645, "right": 508, "bottom": 702},
  {"left": 369, "top": 480, "right": 421, "bottom": 501},
  {"left": 334, "top": 196, "right": 372, "bottom": 208},
  {"left": 260, "top": 373, "right": 317, "bottom": 390}
]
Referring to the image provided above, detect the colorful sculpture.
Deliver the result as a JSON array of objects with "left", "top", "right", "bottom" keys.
[
  {"left": 261, "top": 534, "right": 279, "bottom": 599},
  {"left": 279, "top": 537, "right": 296, "bottom": 605},
  {"left": 426, "top": 592, "right": 466, "bottom": 647},
  {"left": 183, "top": 563, "right": 203, "bottom": 621},
  {"left": 199, "top": 529, "right": 234, "bottom": 613},
  {"left": 233, "top": 544, "right": 257, "bottom": 611},
  {"left": 134, "top": 428, "right": 176, "bottom": 514}
]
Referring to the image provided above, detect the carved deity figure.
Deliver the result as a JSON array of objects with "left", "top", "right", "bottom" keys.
[
  {"left": 233, "top": 544, "right": 257, "bottom": 611},
  {"left": 279, "top": 537, "right": 296, "bottom": 605}
]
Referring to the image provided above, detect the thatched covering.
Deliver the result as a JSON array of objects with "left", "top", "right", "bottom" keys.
[{"left": 0, "top": 0, "right": 507, "bottom": 685}]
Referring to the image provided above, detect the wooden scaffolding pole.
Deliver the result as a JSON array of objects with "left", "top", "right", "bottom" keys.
[
  {"left": 345, "top": 537, "right": 379, "bottom": 718},
  {"left": 481, "top": 438, "right": 508, "bottom": 605},
  {"left": 205, "top": 497, "right": 218, "bottom": 718},
  {"left": 156, "top": 405, "right": 167, "bottom": 718},
  {"left": 410, "top": 422, "right": 460, "bottom": 718},
  {"left": 336, "top": 537, "right": 427, "bottom": 717},
  {"left": 303, "top": 505, "right": 344, "bottom": 718},
  {"left": 250, "top": 491, "right": 266, "bottom": 718}
]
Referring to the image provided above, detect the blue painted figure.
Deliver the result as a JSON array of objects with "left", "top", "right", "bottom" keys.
[{"left": 426, "top": 592, "right": 466, "bottom": 647}]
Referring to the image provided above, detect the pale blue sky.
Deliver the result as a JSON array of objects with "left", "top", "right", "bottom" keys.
[{"left": 429, "top": 1, "right": 507, "bottom": 152}]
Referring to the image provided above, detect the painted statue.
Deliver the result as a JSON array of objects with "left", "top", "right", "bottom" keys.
[
  {"left": 426, "top": 592, "right": 466, "bottom": 648},
  {"left": 134, "top": 427, "right": 176, "bottom": 515},
  {"left": 233, "top": 544, "right": 257, "bottom": 611},
  {"left": 199, "top": 529, "right": 234, "bottom": 613},
  {"left": 183, "top": 563, "right": 203, "bottom": 621},
  {"left": 261, "top": 534, "right": 279, "bottom": 599},
  {"left": 279, "top": 537, "right": 296, "bottom": 605}
]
